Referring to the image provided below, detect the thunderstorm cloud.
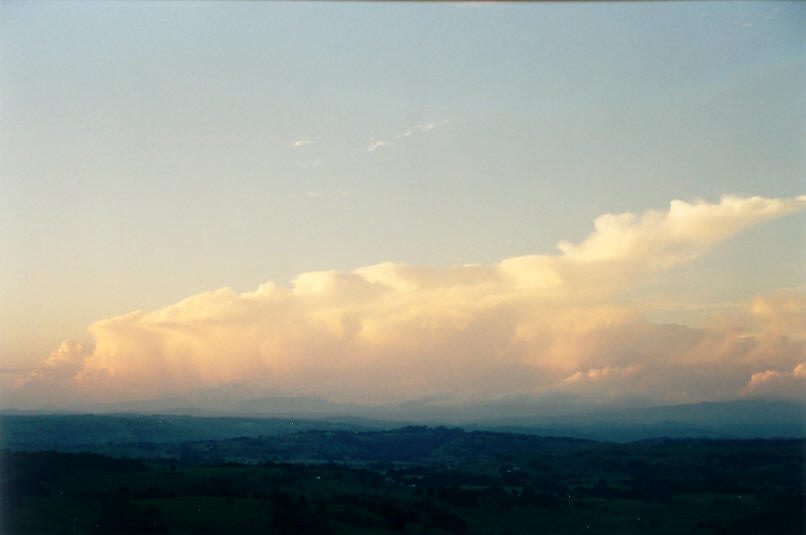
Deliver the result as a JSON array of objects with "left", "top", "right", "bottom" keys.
[{"left": 12, "top": 195, "right": 806, "bottom": 406}]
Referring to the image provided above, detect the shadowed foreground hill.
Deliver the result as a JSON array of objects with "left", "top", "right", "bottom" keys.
[{"left": 1, "top": 422, "right": 804, "bottom": 535}]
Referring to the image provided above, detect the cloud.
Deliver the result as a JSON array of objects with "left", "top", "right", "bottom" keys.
[
  {"left": 742, "top": 362, "right": 806, "bottom": 399},
  {"left": 395, "top": 120, "right": 450, "bottom": 139},
  {"left": 365, "top": 119, "right": 449, "bottom": 153},
  {"left": 750, "top": 291, "right": 806, "bottom": 335},
  {"left": 12, "top": 340, "right": 93, "bottom": 406},
  {"left": 11, "top": 195, "right": 806, "bottom": 407},
  {"left": 291, "top": 139, "right": 311, "bottom": 148},
  {"left": 366, "top": 139, "right": 391, "bottom": 152},
  {"left": 557, "top": 195, "right": 806, "bottom": 268},
  {"left": 564, "top": 365, "right": 643, "bottom": 382},
  {"left": 561, "top": 365, "right": 644, "bottom": 393}
]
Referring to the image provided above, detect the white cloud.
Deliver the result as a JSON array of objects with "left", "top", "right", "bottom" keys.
[
  {"left": 364, "top": 119, "right": 448, "bottom": 153},
  {"left": 563, "top": 365, "right": 643, "bottom": 384},
  {"left": 366, "top": 139, "right": 391, "bottom": 152},
  {"left": 12, "top": 340, "right": 93, "bottom": 406},
  {"left": 395, "top": 119, "right": 449, "bottom": 139},
  {"left": 557, "top": 195, "right": 806, "bottom": 269},
  {"left": 291, "top": 139, "right": 311, "bottom": 148},
  {"left": 11, "top": 195, "right": 806, "bottom": 407},
  {"left": 742, "top": 362, "right": 806, "bottom": 398}
]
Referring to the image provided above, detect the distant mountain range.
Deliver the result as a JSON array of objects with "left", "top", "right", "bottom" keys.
[
  {"left": 3, "top": 396, "right": 804, "bottom": 442},
  {"left": 477, "top": 399, "right": 806, "bottom": 441}
]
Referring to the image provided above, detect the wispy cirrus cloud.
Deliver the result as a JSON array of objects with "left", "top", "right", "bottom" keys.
[
  {"left": 365, "top": 139, "right": 391, "bottom": 152},
  {"left": 365, "top": 119, "right": 449, "bottom": 152},
  {"left": 288, "top": 121, "right": 449, "bottom": 163},
  {"left": 394, "top": 120, "right": 450, "bottom": 139},
  {"left": 10, "top": 195, "right": 806, "bottom": 407}
]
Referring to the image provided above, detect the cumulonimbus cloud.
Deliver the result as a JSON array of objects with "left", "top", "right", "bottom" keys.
[
  {"left": 11, "top": 195, "right": 806, "bottom": 407},
  {"left": 742, "top": 363, "right": 806, "bottom": 399}
]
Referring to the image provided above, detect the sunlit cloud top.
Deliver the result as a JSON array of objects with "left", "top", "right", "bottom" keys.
[{"left": 11, "top": 195, "right": 806, "bottom": 408}]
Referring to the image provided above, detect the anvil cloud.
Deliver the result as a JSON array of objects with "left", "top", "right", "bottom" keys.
[{"left": 13, "top": 195, "right": 806, "bottom": 407}]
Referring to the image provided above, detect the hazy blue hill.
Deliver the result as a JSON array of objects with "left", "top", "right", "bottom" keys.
[
  {"left": 472, "top": 400, "right": 806, "bottom": 441},
  {"left": 551, "top": 400, "right": 805, "bottom": 437},
  {"left": 547, "top": 400, "right": 806, "bottom": 426},
  {"left": 0, "top": 414, "right": 375, "bottom": 450},
  {"left": 3, "top": 399, "right": 803, "bottom": 447},
  {"left": 359, "top": 398, "right": 806, "bottom": 441},
  {"left": 235, "top": 396, "right": 367, "bottom": 417},
  {"left": 470, "top": 422, "right": 724, "bottom": 443}
]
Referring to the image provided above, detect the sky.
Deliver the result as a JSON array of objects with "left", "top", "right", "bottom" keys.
[{"left": 2, "top": 2, "right": 805, "bottom": 409}]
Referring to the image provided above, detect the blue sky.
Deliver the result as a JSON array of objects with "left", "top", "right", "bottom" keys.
[{"left": 2, "top": 2, "right": 804, "bottom": 406}]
